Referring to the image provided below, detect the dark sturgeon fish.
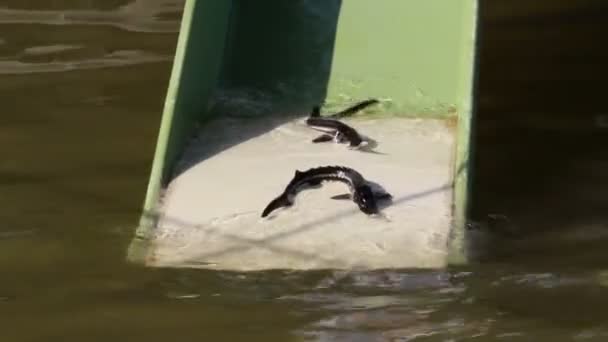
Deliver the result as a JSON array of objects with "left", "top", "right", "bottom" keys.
[
  {"left": 306, "top": 99, "right": 379, "bottom": 148},
  {"left": 305, "top": 116, "right": 364, "bottom": 147},
  {"left": 261, "top": 166, "right": 392, "bottom": 218}
]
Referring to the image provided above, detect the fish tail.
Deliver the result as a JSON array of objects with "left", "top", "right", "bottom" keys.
[
  {"left": 261, "top": 193, "right": 292, "bottom": 217},
  {"left": 332, "top": 99, "right": 379, "bottom": 118}
]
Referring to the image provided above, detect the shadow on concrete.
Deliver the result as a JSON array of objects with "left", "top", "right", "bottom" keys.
[{"left": 167, "top": 0, "right": 344, "bottom": 183}]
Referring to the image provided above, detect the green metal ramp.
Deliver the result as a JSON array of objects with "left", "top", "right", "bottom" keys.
[{"left": 129, "top": 0, "right": 479, "bottom": 270}]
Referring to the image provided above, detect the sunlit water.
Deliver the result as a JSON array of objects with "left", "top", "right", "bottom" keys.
[{"left": 3, "top": 1, "right": 608, "bottom": 341}]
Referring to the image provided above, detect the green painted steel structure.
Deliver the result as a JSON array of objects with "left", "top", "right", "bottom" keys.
[
  {"left": 137, "top": 0, "right": 233, "bottom": 235},
  {"left": 132, "top": 0, "right": 479, "bottom": 264}
]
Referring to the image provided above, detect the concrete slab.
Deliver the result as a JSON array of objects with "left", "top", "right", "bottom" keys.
[{"left": 144, "top": 113, "right": 455, "bottom": 271}]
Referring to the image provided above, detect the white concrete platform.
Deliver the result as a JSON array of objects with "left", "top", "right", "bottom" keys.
[{"left": 145, "top": 113, "right": 455, "bottom": 271}]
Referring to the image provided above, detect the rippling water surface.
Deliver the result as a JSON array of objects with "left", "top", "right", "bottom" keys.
[{"left": 3, "top": 1, "right": 608, "bottom": 341}]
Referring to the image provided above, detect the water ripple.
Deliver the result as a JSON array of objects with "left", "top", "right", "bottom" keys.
[
  {"left": 0, "top": 49, "right": 169, "bottom": 74},
  {"left": 0, "top": 0, "right": 183, "bottom": 33}
]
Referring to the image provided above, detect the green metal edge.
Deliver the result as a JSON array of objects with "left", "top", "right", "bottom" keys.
[
  {"left": 128, "top": 0, "right": 233, "bottom": 263},
  {"left": 323, "top": 0, "right": 476, "bottom": 118},
  {"left": 448, "top": 0, "right": 480, "bottom": 265}
]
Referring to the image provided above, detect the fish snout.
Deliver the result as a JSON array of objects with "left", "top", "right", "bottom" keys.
[{"left": 354, "top": 185, "right": 379, "bottom": 215}]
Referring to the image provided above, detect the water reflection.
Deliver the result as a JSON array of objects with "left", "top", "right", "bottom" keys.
[
  {"left": 0, "top": 0, "right": 183, "bottom": 32},
  {"left": 0, "top": 0, "right": 180, "bottom": 75},
  {"left": 0, "top": 49, "right": 169, "bottom": 74},
  {"left": 278, "top": 268, "right": 608, "bottom": 341}
]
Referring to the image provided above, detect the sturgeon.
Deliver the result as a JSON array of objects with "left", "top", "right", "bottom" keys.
[
  {"left": 261, "top": 165, "right": 392, "bottom": 218},
  {"left": 306, "top": 99, "right": 379, "bottom": 148}
]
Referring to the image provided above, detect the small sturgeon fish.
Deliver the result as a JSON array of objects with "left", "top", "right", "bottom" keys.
[
  {"left": 305, "top": 116, "right": 364, "bottom": 147},
  {"left": 261, "top": 165, "right": 392, "bottom": 218},
  {"left": 306, "top": 99, "right": 379, "bottom": 148}
]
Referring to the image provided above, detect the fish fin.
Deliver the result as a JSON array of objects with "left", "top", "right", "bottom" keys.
[
  {"left": 310, "top": 106, "right": 321, "bottom": 118},
  {"left": 312, "top": 134, "right": 334, "bottom": 143},
  {"left": 261, "top": 193, "right": 292, "bottom": 218},
  {"left": 330, "top": 193, "right": 352, "bottom": 200}
]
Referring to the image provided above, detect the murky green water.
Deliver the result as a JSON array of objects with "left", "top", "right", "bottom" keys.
[{"left": 3, "top": 1, "right": 608, "bottom": 341}]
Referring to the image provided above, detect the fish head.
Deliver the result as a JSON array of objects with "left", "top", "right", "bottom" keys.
[{"left": 353, "top": 184, "right": 378, "bottom": 214}]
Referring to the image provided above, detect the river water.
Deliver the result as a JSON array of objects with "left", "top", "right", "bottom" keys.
[{"left": 3, "top": 1, "right": 608, "bottom": 341}]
